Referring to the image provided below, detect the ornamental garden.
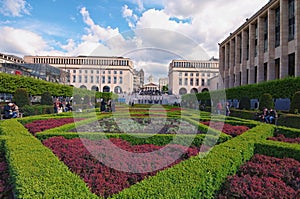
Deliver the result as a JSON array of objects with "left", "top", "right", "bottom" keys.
[{"left": 0, "top": 73, "right": 300, "bottom": 198}]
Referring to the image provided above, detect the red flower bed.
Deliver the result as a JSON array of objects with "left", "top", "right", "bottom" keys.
[
  {"left": 0, "top": 149, "right": 13, "bottom": 198},
  {"left": 218, "top": 154, "right": 300, "bottom": 198},
  {"left": 268, "top": 134, "right": 300, "bottom": 144},
  {"left": 24, "top": 118, "right": 85, "bottom": 135},
  {"left": 201, "top": 121, "right": 249, "bottom": 137},
  {"left": 43, "top": 137, "right": 200, "bottom": 198}
]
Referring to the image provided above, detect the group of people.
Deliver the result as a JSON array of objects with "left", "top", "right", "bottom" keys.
[
  {"left": 258, "top": 108, "right": 277, "bottom": 124},
  {"left": 100, "top": 99, "right": 115, "bottom": 112},
  {"left": 3, "top": 102, "right": 19, "bottom": 119},
  {"left": 53, "top": 99, "right": 72, "bottom": 113},
  {"left": 216, "top": 102, "right": 231, "bottom": 116}
]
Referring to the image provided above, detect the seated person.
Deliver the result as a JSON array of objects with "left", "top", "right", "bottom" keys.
[
  {"left": 259, "top": 108, "right": 270, "bottom": 123},
  {"left": 268, "top": 109, "right": 277, "bottom": 124},
  {"left": 3, "top": 103, "right": 12, "bottom": 119}
]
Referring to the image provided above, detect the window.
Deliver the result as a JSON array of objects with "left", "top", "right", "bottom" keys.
[
  {"left": 179, "top": 72, "right": 182, "bottom": 77},
  {"left": 96, "top": 76, "right": 99, "bottom": 83},
  {"left": 185, "top": 73, "right": 188, "bottom": 76},
  {"left": 91, "top": 70, "right": 94, "bottom": 74},
  {"left": 190, "top": 73, "right": 193, "bottom": 76},
  {"left": 254, "top": 66, "right": 258, "bottom": 83},
  {"left": 79, "top": 70, "right": 82, "bottom": 74},
  {"left": 196, "top": 73, "right": 199, "bottom": 77},
  {"left": 201, "top": 79, "right": 205, "bottom": 86},
  {"left": 196, "top": 79, "right": 199, "bottom": 86},
  {"left": 79, "top": 76, "right": 82, "bottom": 83},
  {"left": 73, "top": 70, "right": 76, "bottom": 73},
  {"left": 275, "top": 58, "right": 280, "bottom": 79},
  {"left": 102, "top": 70, "right": 105, "bottom": 74},
  {"left": 84, "top": 76, "right": 88, "bottom": 83},
  {"left": 85, "top": 70, "right": 88, "bottom": 74},
  {"left": 190, "top": 78, "right": 194, "bottom": 86},
  {"left": 264, "top": 63, "right": 268, "bottom": 81},
  {"left": 113, "top": 76, "right": 117, "bottom": 84},
  {"left": 264, "top": 16, "right": 268, "bottom": 52},
  {"left": 114, "top": 70, "right": 117, "bottom": 75},
  {"left": 179, "top": 78, "right": 182, "bottom": 86},
  {"left": 102, "top": 76, "right": 105, "bottom": 83},
  {"left": 108, "top": 76, "right": 111, "bottom": 84},
  {"left": 96, "top": 70, "right": 100, "bottom": 74},
  {"left": 120, "top": 71, "right": 123, "bottom": 75},
  {"left": 72, "top": 75, "right": 76, "bottom": 83},
  {"left": 202, "top": 73, "right": 205, "bottom": 77},
  {"left": 288, "top": 0, "right": 295, "bottom": 41},
  {"left": 108, "top": 71, "right": 111, "bottom": 75},
  {"left": 246, "top": 69, "right": 249, "bottom": 84},
  {"left": 119, "top": 77, "right": 123, "bottom": 84},
  {"left": 184, "top": 78, "right": 188, "bottom": 86},
  {"left": 288, "top": 53, "right": 295, "bottom": 77},
  {"left": 275, "top": 7, "right": 280, "bottom": 47}
]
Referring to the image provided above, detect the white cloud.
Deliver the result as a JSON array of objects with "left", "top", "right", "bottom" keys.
[
  {"left": 0, "top": 0, "right": 31, "bottom": 17},
  {"left": 122, "top": 5, "right": 138, "bottom": 28},
  {"left": 0, "top": 26, "right": 47, "bottom": 56}
]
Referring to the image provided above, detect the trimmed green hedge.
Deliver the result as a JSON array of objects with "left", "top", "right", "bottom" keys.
[
  {"left": 0, "top": 119, "right": 98, "bottom": 199},
  {"left": 183, "top": 76, "right": 300, "bottom": 101}
]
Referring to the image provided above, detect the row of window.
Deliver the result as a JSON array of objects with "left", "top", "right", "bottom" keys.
[
  {"left": 178, "top": 72, "right": 217, "bottom": 77},
  {"left": 227, "top": 53, "right": 296, "bottom": 86},
  {"left": 173, "top": 62, "right": 218, "bottom": 69},
  {"left": 223, "top": 0, "right": 295, "bottom": 68},
  {"left": 68, "top": 69, "right": 123, "bottom": 75},
  {"left": 33, "top": 58, "right": 130, "bottom": 66},
  {"left": 179, "top": 78, "right": 206, "bottom": 87},
  {"left": 72, "top": 75, "right": 123, "bottom": 84}
]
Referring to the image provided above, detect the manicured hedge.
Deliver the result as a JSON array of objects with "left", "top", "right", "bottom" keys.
[
  {"left": 111, "top": 124, "right": 275, "bottom": 199},
  {"left": 183, "top": 76, "right": 300, "bottom": 101},
  {"left": 0, "top": 119, "right": 98, "bottom": 199},
  {"left": 0, "top": 73, "right": 114, "bottom": 99}
]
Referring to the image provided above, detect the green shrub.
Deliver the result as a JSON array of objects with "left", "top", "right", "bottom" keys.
[
  {"left": 20, "top": 105, "right": 54, "bottom": 116},
  {"left": 290, "top": 91, "right": 300, "bottom": 114},
  {"left": 259, "top": 93, "right": 274, "bottom": 111},
  {"left": 13, "top": 88, "right": 30, "bottom": 107},
  {"left": 239, "top": 96, "right": 251, "bottom": 110},
  {"left": 41, "top": 92, "right": 53, "bottom": 105}
]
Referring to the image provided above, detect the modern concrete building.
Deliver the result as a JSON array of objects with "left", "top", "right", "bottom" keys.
[
  {"left": 24, "top": 55, "right": 134, "bottom": 94},
  {"left": 168, "top": 58, "right": 219, "bottom": 95},
  {"left": 219, "top": 0, "right": 300, "bottom": 89}
]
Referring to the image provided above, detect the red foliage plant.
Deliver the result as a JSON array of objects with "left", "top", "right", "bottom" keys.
[
  {"left": 218, "top": 154, "right": 300, "bottom": 198},
  {"left": 268, "top": 134, "right": 300, "bottom": 144},
  {"left": 0, "top": 149, "right": 12, "bottom": 198},
  {"left": 201, "top": 121, "right": 250, "bottom": 137},
  {"left": 43, "top": 137, "right": 201, "bottom": 198},
  {"left": 24, "top": 118, "right": 85, "bottom": 135}
]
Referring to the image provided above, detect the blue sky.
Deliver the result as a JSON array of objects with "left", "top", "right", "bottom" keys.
[{"left": 0, "top": 0, "right": 268, "bottom": 81}]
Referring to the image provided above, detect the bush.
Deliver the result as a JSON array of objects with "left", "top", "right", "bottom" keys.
[
  {"left": 13, "top": 88, "right": 30, "bottom": 107},
  {"left": 20, "top": 105, "right": 54, "bottom": 116},
  {"left": 290, "top": 91, "right": 300, "bottom": 114},
  {"left": 239, "top": 96, "right": 251, "bottom": 110},
  {"left": 41, "top": 92, "right": 53, "bottom": 105},
  {"left": 259, "top": 93, "right": 274, "bottom": 111}
]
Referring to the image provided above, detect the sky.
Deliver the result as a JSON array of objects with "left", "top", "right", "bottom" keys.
[{"left": 0, "top": 0, "right": 269, "bottom": 82}]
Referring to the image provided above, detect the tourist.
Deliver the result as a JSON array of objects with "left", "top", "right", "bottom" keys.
[
  {"left": 10, "top": 103, "right": 19, "bottom": 118},
  {"left": 269, "top": 109, "right": 277, "bottom": 124},
  {"left": 216, "top": 102, "right": 223, "bottom": 115},
  {"left": 225, "top": 102, "right": 230, "bottom": 116},
  {"left": 3, "top": 103, "right": 13, "bottom": 119}
]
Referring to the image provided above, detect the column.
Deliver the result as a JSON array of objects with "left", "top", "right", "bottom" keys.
[
  {"left": 241, "top": 29, "right": 248, "bottom": 84},
  {"left": 296, "top": 0, "right": 300, "bottom": 76},
  {"left": 249, "top": 23, "right": 256, "bottom": 84},
  {"left": 235, "top": 35, "right": 242, "bottom": 86},
  {"left": 268, "top": 8, "right": 276, "bottom": 81},
  {"left": 257, "top": 16, "right": 265, "bottom": 83},
  {"left": 280, "top": 0, "right": 289, "bottom": 78},
  {"left": 230, "top": 39, "right": 236, "bottom": 87}
]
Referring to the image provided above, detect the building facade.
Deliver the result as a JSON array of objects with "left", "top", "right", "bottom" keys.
[
  {"left": 158, "top": 77, "right": 168, "bottom": 92},
  {"left": 219, "top": 0, "right": 300, "bottom": 89},
  {"left": 133, "top": 69, "right": 144, "bottom": 92},
  {"left": 168, "top": 58, "right": 219, "bottom": 95},
  {"left": 24, "top": 55, "right": 134, "bottom": 94}
]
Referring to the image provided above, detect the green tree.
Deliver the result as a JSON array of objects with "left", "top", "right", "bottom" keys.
[
  {"left": 290, "top": 91, "right": 300, "bottom": 114},
  {"left": 41, "top": 92, "right": 53, "bottom": 105},
  {"left": 13, "top": 88, "right": 30, "bottom": 107},
  {"left": 239, "top": 96, "right": 251, "bottom": 110},
  {"left": 162, "top": 85, "right": 168, "bottom": 93},
  {"left": 259, "top": 93, "right": 274, "bottom": 111}
]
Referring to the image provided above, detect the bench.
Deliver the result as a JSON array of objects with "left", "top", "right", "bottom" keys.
[{"left": 0, "top": 112, "right": 23, "bottom": 120}]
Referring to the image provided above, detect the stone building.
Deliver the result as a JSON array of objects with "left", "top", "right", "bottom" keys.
[
  {"left": 168, "top": 58, "right": 219, "bottom": 95},
  {"left": 133, "top": 69, "right": 144, "bottom": 92},
  {"left": 219, "top": 0, "right": 300, "bottom": 88},
  {"left": 24, "top": 55, "right": 134, "bottom": 94},
  {"left": 159, "top": 77, "right": 168, "bottom": 92}
]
